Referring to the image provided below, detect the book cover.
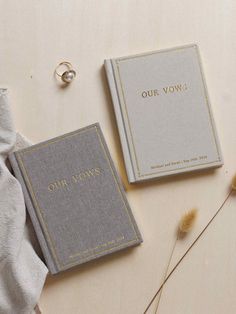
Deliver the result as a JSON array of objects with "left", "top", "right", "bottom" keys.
[
  {"left": 9, "top": 124, "right": 142, "bottom": 274},
  {"left": 105, "top": 44, "right": 223, "bottom": 183}
]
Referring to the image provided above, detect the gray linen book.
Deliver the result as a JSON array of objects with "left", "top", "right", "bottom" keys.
[
  {"left": 9, "top": 124, "right": 142, "bottom": 274},
  {"left": 105, "top": 44, "right": 223, "bottom": 183}
]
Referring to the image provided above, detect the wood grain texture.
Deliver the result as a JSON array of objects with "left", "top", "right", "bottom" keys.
[{"left": 0, "top": 1, "right": 236, "bottom": 313}]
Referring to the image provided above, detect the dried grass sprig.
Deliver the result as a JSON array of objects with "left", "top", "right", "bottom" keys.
[
  {"left": 152, "top": 209, "right": 198, "bottom": 314},
  {"left": 232, "top": 175, "right": 236, "bottom": 191},
  {"left": 143, "top": 174, "right": 236, "bottom": 314},
  {"left": 179, "top": 208, "right": 198, "bottom": 234}
]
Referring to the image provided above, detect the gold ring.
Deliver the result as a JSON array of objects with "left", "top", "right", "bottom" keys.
[{"left": 55, "top": 61, "right": 76, "bottom": 84}]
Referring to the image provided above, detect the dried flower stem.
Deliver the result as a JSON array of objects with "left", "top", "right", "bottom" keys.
[
  {"left": 154, "top": 233, "right": 179, "bottom": 314},
  {"left": 143, "top": 187, "right": 234, "bottom": 314},
  {"left": 153, "top": 209, "right": 197, "bottom": 314}
]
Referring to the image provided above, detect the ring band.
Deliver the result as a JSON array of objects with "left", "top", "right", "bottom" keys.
[
  {"left": 55, "top": 61, "right": 76, "bottom": 84},
  {"left": 55, "top": 61, "right": 72, "bottom": 77}
]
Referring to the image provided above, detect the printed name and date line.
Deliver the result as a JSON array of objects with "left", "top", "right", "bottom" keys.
[{"left": 151, "top": 155, "right": 208, "bottom": 170}]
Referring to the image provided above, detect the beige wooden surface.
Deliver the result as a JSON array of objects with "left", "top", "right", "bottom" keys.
[{"left": 1, "top": 1, "right": 236, "bottom": 313}]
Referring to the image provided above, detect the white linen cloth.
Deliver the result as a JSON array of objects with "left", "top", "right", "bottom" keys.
[{"left": 0, "top": 89, "right": 48, "bottom": 314}]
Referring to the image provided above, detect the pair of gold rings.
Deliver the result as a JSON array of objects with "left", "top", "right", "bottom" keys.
[{"left": 55, "top": 61, "right": 76, "bottom": 84}]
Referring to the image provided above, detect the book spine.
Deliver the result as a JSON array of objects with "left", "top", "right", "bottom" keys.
[
  {"left": 104, "top": 60, "right": 136, "bottom": 183},
  {"left": 8, "top": 153, "right": 58, "bottom": 274}
]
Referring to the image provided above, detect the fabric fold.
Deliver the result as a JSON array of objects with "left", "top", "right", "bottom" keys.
[{"left": 0, "top": 89, "right": 48, "bottom": 314}]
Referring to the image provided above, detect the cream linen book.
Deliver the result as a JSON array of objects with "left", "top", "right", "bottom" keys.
[{"left": 105, "top": 44, "right": 223, "bottom": 183}]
